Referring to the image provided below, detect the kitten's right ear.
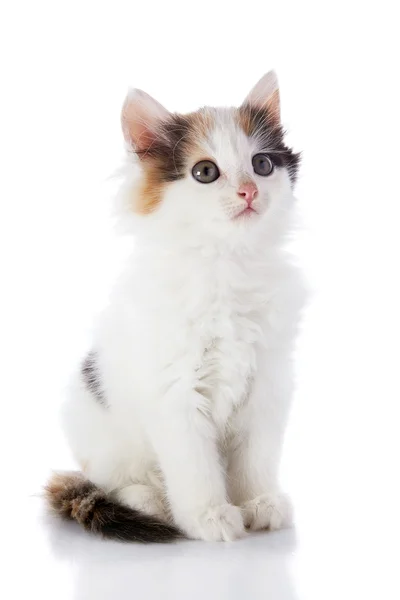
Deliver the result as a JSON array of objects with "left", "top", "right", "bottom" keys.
[
  {"left": 121, "top": 89, "right": 170, "bottom": 152},
  {"left": 243, "top": 71, "right": 280, "bottom": 126}
]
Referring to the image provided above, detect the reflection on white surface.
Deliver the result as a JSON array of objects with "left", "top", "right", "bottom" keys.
[
  {"left": 2, "top": 1, "right": 400, "bottom": 599},
  {"left": 42, "top": 509, "right": 298, "bottom": 600}
]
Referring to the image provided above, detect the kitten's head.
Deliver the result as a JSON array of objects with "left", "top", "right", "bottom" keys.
[{"left": 121, "top": 71, "right": 300, "bottom": 242}]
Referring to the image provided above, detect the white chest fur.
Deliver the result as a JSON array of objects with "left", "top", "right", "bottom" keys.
[
  {"left": 101, "top": 241, "right": 297, "bottom": 432},
  {"left": 156, "top": 248, "right": 278, "bottom": 428}
]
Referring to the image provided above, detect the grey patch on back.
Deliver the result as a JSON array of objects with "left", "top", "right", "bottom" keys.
[{"left": 81, "top": 351, "right": 107, "bottom": 407}]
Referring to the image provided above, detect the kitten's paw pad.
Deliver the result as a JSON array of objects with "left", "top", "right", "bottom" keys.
[
  {"left": 241, "top": 492, "right": 292, "bottom": 531},
  {"left": 186, "top": 504, "right": 245, "bottom": 542},
  {"left": 117, "top": 485, "right": 167, "bottom": 520}
]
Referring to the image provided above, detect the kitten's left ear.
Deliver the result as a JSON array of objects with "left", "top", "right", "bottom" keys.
[
  {"left": 121, "top": 88, "right": 170, "bottom": 152},
  {"left": 243, "top": 70, "right": 280, "bottom": 125}
]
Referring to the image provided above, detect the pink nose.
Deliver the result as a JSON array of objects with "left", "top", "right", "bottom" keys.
[{"left": 237, "top": 182, "right": 258, "bottom": 206}]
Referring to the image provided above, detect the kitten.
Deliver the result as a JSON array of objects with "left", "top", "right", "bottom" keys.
[{"left": 46, "top": 71, "right": 306, "bottom": 542}]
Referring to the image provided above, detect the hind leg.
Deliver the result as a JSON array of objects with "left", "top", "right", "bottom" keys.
[{"left": 116, "top": 484, "right": 168, "bottom": 521}]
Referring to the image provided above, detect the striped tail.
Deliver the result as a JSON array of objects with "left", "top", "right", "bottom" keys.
[{"left": 45, "top": 471, "right": 182, "bottom": 543}]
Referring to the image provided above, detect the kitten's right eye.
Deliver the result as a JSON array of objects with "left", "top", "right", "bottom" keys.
[{"left": 192, "top": 160, "right": 220, "bottom": 184}]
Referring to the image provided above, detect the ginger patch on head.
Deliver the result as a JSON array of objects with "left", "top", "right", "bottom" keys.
[
  {"left": 136, "top": 163, "right": 168, "bottom": 214},
  {"left": 133, "top": 110, "right": 214, "bottom": 215}
]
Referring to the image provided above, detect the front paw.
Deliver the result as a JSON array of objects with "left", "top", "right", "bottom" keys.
[
  {"left": 241, "top": 492, "right": 293, "bottom": 531},
  {"left": 182, "top": 504, "right": 245, "bottom": 541}
]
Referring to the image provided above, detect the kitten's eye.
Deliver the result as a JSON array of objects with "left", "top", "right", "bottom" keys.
[
  {"left": 252, "top": 154, "right": 274, "bottom": 176},
  {"left": 192, "top": 160, "right": 220, "bottom": 184}
]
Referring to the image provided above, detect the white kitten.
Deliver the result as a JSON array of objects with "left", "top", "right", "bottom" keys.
[{"left": 46, "top": 71, "right": 306, "bottom": 542}]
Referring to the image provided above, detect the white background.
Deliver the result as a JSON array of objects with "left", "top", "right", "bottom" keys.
[{"left": 1, "top": 2, "right": 399, "bottom": 599}]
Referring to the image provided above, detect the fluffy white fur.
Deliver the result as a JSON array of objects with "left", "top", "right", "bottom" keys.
[{"left": 61, "top": 72, "right": 306, "bottom": 541}]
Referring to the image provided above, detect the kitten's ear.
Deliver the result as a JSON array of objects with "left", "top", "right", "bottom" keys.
[
  {"left": 243, "top": 70, "right": 280, "bottom": 125},
  {"left": 121, "top": 89, "right": 170, "bottom": 151}
]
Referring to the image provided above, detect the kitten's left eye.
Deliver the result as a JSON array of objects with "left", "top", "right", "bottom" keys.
[
  {"left": 252, "top": 154, "right": 274, "bottom": 176},
  {"left": 192, "top": 160, "right": 220, "bottom": 184}
]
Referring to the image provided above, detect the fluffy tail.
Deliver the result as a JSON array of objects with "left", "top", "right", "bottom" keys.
[{"left": 45, "top": 472, "right": 182, "bottom": 543}]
